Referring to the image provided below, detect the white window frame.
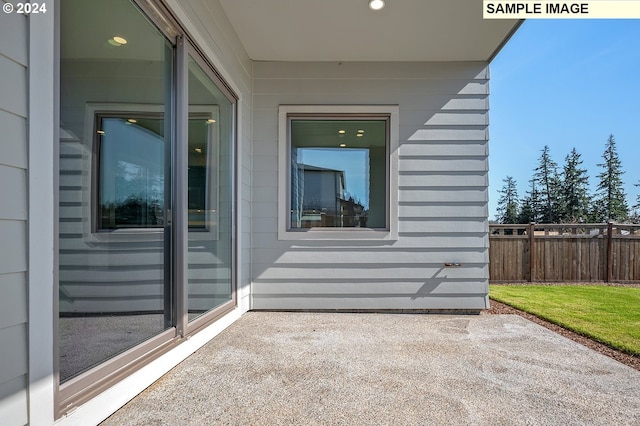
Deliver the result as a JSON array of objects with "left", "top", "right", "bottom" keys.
[{"left": 278, "top": 105, "right": 399, "bottom": 241}]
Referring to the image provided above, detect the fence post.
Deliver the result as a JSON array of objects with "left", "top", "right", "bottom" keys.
[
  {"left": 529, "top": 222, "right": 535, "bottom": 282},
  {"left": 606, "top": 221, "right": 614, "bottom": 283}
]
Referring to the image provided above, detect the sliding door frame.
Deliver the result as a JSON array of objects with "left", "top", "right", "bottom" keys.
[{"left": 55, "top": 0, "right": 238, "bottom": 417}]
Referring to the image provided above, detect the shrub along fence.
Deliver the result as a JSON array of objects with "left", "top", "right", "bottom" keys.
[{"left": 489, "top": 223, "right": 640, "bottom": 283}]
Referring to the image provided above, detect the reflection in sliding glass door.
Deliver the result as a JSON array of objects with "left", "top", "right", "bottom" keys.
[
  {"left": 57, "top": 0, "right": 237, "bottom": 413},
  {"left": 186, "top": 55, "right": 234, "bottom": 323},
  {"left": 59, "top": 0, "right": 174, "bottom": 383}
]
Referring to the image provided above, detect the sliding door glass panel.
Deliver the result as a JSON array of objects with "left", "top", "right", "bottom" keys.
[
  {"left": 59, "top": 0, "right": 173, "bottom": 382},
  {"left": 187, "top": 56, "right": 233, "bottom": 321}
]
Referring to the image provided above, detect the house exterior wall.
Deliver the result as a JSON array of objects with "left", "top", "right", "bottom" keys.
[
  {"left": 251, "top": 61, "right": 490, "bottom": 310},
  {"left": 0, "top": 4, "right": 29, "bottom": 425}
]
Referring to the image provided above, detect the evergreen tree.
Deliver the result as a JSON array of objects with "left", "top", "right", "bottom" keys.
[
  {"left": 631, "top": 180, "right": 640, "bottom": 223},
  {"left": 532, "top": 145, "right": 562, "bottom": 223},
  {"left": 560, "top": 148, "right": 590, "bottom": 223},
  {"left": 495, "top": 176, "right": 519, "bottom": 224},
  {"left": 593, "top": 134, "right": 628, "bottom": 222},
  {"left": 517, "top": 179, "right": 541, "bottom": 223}
]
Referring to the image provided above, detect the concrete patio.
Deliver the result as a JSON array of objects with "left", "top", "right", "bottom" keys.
[{"left": 101, "top": 312, "right": 640, "bottom": 425}]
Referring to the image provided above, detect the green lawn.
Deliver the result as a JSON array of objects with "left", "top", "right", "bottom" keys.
[{"left": 489, "top": 285, "right": 640, "bottom": 356}]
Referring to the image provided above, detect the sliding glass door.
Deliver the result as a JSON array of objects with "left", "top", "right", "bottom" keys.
[
  {"left": 58, "top": 0, "right": 236, "bottom": 414},
  {"left": 59, "top": 0, "right": 175, "bottom": 385},
  {"left": 186, "top": 54, "right": 234, "bottom": 325}
]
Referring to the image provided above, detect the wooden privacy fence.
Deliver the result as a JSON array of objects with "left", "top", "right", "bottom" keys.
[{"left": 489, "top": 223, "right": 640, "bottom": 283}]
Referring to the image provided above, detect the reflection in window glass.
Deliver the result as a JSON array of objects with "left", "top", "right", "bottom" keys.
[
  {"left": 290, "top": 119, "right": 387, "bottom": 229},
  {"left": 98, "top": 117, "right": 165, "bottom": 229},
  {"left": 59, "top": 0, "right": 173, "bottom": 383},
  {"left": 187, "top": 56, "right": 234, "bottom": 321},
  {"left": 187, "top": 115, "right": 216, "bottom": 230},
  {"left": 96, "top": 115, "right": 211, "bottom": 230}
]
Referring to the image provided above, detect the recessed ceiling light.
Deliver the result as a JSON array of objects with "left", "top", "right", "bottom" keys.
[
  {"left": 369, "top": 0, "right": 385, "bottom": 11},
  {"left": 108, "top": 36, "right": 127, "bottom": 46},
  {"left": 206, "top": 119, "right": 217, "bottom": 124},
  {"left": 97, "top": 130, "right": 105, "bottom": 135},
  {"left": 356, "top": 134, "right": 363, "bottom": 137},
  {"left": 195, "top": 148, "right": 203, "bottom": 153},
  {"left": 358, "top": 129, "right": 365, "bottom": 133},
  {"left": 338, "top": 129, "right": 346, "bottom": 134},
  {"left": 127, "top": 118, "right": 137, "bottom": 124},
  {"left": 339, "top": 143, "right": 347, "bottom": 147}
]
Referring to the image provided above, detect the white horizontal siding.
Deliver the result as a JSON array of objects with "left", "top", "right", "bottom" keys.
[
  {"left": 251, "top": 61, "right": 489, "bottom": 310},
  {"left": 0, "top": 9, "right": 28, "bottom": 424}
]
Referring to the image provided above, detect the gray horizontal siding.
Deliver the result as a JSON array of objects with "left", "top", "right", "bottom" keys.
[
  {"left": 253, "top": 93, "right": 488, "bottom": 111},
  {"left": 251, "top": 233, "right": 488, "bottom": 251},
  {"left": 0, "top": 111, "right": 27, "bottom": 169},
  {"left": 0, "top": 6, "right": 28, "bottom": 425},
  {"left": 251, "top": 61, "right": 490, "bottom": 310},
  {"left": 252, "top": 61, "right": 489, "bottom": 79},
  {"left": 251, "top": 280, "right": 487, "bottom": 297},
  {"left": 252, "top": 248, "right": 487, "bottom": 265},
  {"left": 251, "top": 296, "right": 487, "bottom": 311}
]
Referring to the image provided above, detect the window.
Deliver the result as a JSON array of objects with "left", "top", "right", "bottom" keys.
[
  {"left": 278, "top": 106, "right": 399, "bottom": 240},
  {"left": 96, "top": 114, "right": 166, "bottom": 230},
  {"left": 93, "top": 109, "right": 218, "bottom": 231}
]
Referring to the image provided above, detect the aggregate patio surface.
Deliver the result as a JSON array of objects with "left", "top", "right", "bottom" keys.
[{"left": 101, "top": 312, "right": 640, "bottom": 426}]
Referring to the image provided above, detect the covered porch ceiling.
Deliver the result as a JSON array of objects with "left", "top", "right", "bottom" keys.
[{"left": 218, "top": 0, "right": 521, "bottom": 62}]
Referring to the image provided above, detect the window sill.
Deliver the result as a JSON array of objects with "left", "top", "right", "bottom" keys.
[{"left": 278, "top": 227, "right": 397, "bottom": 241}]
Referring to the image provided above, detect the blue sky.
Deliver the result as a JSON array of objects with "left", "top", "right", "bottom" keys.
[{"left": 489, "top": 19, "right": 640, "bottom": 219}]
